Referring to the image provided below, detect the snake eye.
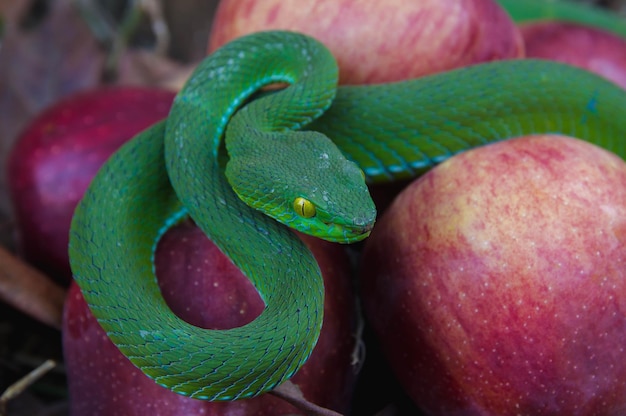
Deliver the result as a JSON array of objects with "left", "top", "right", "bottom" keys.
[{"left": 293, "top": 197, "right": 316, "bottom": 218}]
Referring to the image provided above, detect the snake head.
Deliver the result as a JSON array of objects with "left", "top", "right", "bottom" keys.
[{"left": 225, "top": 130, "right": 376, "bottom": 244}]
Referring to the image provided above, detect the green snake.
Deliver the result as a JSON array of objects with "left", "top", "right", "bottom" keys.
[{"left": 69, "top": 0, "right": 626, "bottom": 402}]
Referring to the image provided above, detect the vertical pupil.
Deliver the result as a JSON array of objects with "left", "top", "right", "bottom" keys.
[{"left": 294, "top": 197, "right": 314, "bottom": 218}]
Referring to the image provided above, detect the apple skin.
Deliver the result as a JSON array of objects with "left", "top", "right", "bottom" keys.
[
  {"left": 360, "top": 135, "right": 626, "bottom": 415},
  {"left": 63, "top": 220, "right": 356, "bottom": 415},
  {"left": 208, "top": 0, "right": 524, "bottom": 84},
  {"left": 6, "top": 87, "right": 176, "bottom": 283},
  {"left": 521, "top": 21, "right": 626, "bottom": 90}
]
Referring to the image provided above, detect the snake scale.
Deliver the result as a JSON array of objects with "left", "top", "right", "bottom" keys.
[{"left": 68, "top": 0, "right": 626, "bottom": 402}]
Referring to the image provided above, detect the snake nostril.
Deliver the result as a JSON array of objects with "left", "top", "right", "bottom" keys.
[
  {"left": 353, "top": 216, "right": 375, "bottom": 232},
  {"left": 353, "top": 210, "right": 377, "bottom": 227}
]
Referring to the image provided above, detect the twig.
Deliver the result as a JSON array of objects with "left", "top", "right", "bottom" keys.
[
  {"left": 74, "top": 0, "right": 171, "bottom": 81},
  {"left": 0, "top": 359, "right": 56, "bottom": 416},
  {"left": 139, "top": 0, "right": 170, "bottom": 56},
  {"left": 72, "top": 0, "right": 117, "bottom": 44},
  {"left": 103, "top": 0, "right": 142, "bottom": 80},
  {"left": 351, "top": 290, "right": 366, "bottom": 373},
  {"left": 0, "top": 246, "right": 65, "bottom": 330},
  {"left": 270, "top": 380, "right": 344, "bottom": 416}
]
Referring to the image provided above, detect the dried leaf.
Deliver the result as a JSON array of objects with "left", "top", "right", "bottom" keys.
[
  {"left": 0, "top": 0, "right": 104, "bottom": 239},
  {"left": 0, "top": 245, "right": 65, "bottom": 329},
  {"left": 113, "top": 48, "right": 195, "bottom": 91},
  {"left": 0, "top": 0, "right": 104, "bottom": 148}
]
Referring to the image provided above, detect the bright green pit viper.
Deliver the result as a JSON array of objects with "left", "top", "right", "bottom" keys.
[{"left": 69, "top": 0, "right": 626, "bottom": 402}]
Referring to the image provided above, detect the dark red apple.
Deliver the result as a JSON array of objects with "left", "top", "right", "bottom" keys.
[
  {"left": 64, "top": 220, "right": 357, "bottom": 415},
  {"left": 521, "top": 21, "right": 626, "bottom": 90},
  {"left": 360, "top": 135, "right": 626, "bottom": 415},
  {"left": 6, "top": 87, "right": 176, "bottom": 283},
  {"left": 208, "top": 0, "right": 524, "bottom": 84}
]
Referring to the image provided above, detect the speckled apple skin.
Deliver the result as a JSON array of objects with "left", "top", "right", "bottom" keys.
[
  {"left": 521, "top": 22, "right": 626, "bottom": 91},
  {"left": 208, "top": 0, "right": 524, "bottom": 84},
  {"left": 361, "top": 135, "right": 626, "bottom": 415}
]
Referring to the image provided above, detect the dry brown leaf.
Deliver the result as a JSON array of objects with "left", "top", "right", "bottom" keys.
[
  {"left": 0, "top": 0, "right": 105, "bottom": 236},
  {"left": 0, "top": 0, "right": 30, "bottom": 23},
  {"left": 162, "top": 0, "right": 218, "bottom": 62},
  {"left": 113, "top": 48, "right": 196, "bottom": 91},
  {"left": 0, "top": 245, "right": 65, "bottom": 330},
  {"left": 0, "top": 0, "right": 104, "bottom": 152}
]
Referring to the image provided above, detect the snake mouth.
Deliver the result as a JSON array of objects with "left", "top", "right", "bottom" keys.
[{"left": 322, "top": 221, "right": 374, "bottom": 244}]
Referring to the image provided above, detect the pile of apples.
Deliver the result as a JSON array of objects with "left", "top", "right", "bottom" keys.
[{"left": 6, "top": 0, "right": 626, "bottom": 414}]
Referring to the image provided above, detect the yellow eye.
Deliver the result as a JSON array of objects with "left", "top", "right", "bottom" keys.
[{"left": 293, "top": 197, "right": 316, "bottom": 218}]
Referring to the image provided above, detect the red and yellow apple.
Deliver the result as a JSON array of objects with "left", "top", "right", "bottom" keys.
[
  {"left": 360, "top": 135, "right": 626, "bottom": 415},
  {"left": 521, "top": 21, "right": 626, "bottom": 90},
  {"left": 208, "top": 0, "right": 524, "bottom": 84}
]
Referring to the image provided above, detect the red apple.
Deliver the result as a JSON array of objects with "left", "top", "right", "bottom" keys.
[
  {"left": 360, "top": 135, "right": 626, "bottom": 415},
  {"left": 208, "top": 0, "right": 524, "bottom": 84},
  {"left": 6, "top": 87, "right": 176, "bottom": 283},
  {"left": 64, "top": 220, "right": 357, "bottom": 415},
  {"left": 521, "top": 21, "right": 626, "bottom": 90}
]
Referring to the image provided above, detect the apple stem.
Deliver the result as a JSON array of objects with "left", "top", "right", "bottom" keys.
[
  {"left": 0, "top": 246, "right": 65, "bottom": 330},
  {"left": 270, "top": 380, "right": 345, "bottom": 416}
]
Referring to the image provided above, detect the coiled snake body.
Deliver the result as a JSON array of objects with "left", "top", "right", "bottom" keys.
[{"left": 69, "top": 5, "right": 626, "bottom": 402}]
